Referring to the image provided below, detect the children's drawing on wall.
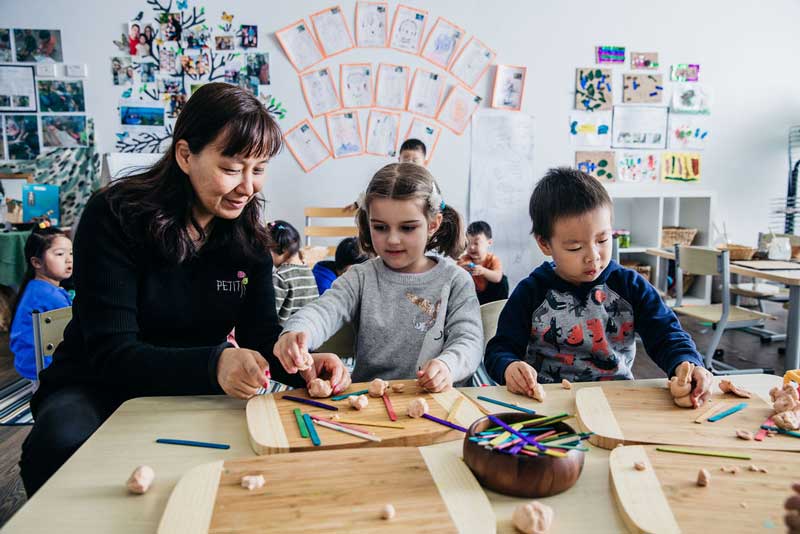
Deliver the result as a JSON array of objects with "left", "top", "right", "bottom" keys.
[
  {"left": 112, "top": 57, "right": 135, "bottom": 86},
  {"left": 449, "top": 37, "right": 495, "bottom": 88},
  {"left": 491, "top": 64, "right": 526, "bottom": 111},
  {"left": 595, "top": 46, "right": 624, "bottom": 64},
  {"left": 667, "top": 114, "right": 710, "bottom": 150},
  {"left": 13, "top": 29, "right": 63, "bottom": 62},
  {"left": 617, "top": 151, "right": 659, "bottom": 182},
  {"left": 42, "top": 115, "right": 88, "bottom": 148},
  {"left": 276, "top": 20, "right": 323, "bottom": 72},
  {"left": 284, "top": 120, "right": 331, "bottom": 173},
  {"left": 311, "top": 6, "right": 354, "bottom": 57},
  {"left": 326, "top": 111, "right": 363, "bottom": 158},
  {"left": 355, "top": 1, "right": 388, "bottom": 47},
  {"left": 340, "top": 63, "right": 373, "bottom": 108},
  {"left": 406, "top": 117, "right": 441, "bottom": 163},
  {"left": 436, "top": 84, "right": 482, "bottom": 135},
  {"left": 575, "top": 150, "right": 616, "bottom": 182},
  {"left": 389, "top": 5, "right": 427, "bottom": 54},
  {"left": 622, "top": 74, "right": 663, "bottom": 104},
  {"left": 300, "top": 67, "right": 340, "bottom": 117},
  {"left": 670, "top": 64, "right": 700, "bottom": 82},
  {"left": 630, "top": 51, "right": 658, "bottom": 69},
  {"left": 575, "top": 68, "right": 612, "bottom": 111},
  {"left": 420, "top": 17, "right": 464, "bottom": 69},
  {"left": 240, "top": 25, "right": 257, "bottom": 48},
  {"left": 407, "top": 69, "right": 444, "bottom": 117},
  {"left": 0, "top": 29, "right": 12, "bottom": 62},
  {"left": 569, "top": 111, "right": 612, "bottom": 147},
  {"left": 611, "top": 106, "right": 667, "bottom": 150},
  {"left": 375, "top": 63, "right": 409, "bottom": 110},
  {"left": 662, "top": 152, "right": 701, "bottom": 183},
  {"left": 671, "top": 83, "right": 711, "bottom": 114},
  {"left": 366, "top": 109, "right": 400, "bottom": 156},
  {"left": 37, "top": 80, "right": 85, "bottom": 112},
  {"left": 5, "top": 115, "right": 40, "bottom": 160}
]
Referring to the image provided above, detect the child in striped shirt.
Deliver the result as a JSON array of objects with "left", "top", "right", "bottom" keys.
[{"left": 268, "top": 220, "right": 319, "bottom": 325}]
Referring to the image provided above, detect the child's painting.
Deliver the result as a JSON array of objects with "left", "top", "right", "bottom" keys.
[
  {"left": 449, "top": 37, "right": 495, "bottom": 89},
  {"left": 671, "top": 83, "right": 711, "bottom": 114},
  {"left": 662, "top": 152, "right": 701, "bottom": 183},
  {"left": 355, "top": 1, "right": 388, "bottom": 47},
  {"left": 375, "top": 63, "right": 409, "bottom": 110},
  {"left": 611, "top": 106, "right": 667, "bottom": 149},
  {"left": 575, "top": 68, "right": 612, "bottom": 111},
  {"left": 667, "top": 114, "right": 710, "bottom": 150},
  {"left": 622, "top": 74, "right": 663, "bottom": 104},
  {"left": 389, "top": 5, "right": 427, "bottom": 54},
  {"left": 630, "top": 52, "right": 659, "bottom": 69},
  {"left": 596, "top": 46, "right": 625, "bottom": 64},
  {"left": 310, "top": 6, "right": 355, "bottom": 57},
  {"left": 569, "top": 111, "right": 611, "bottom": 147},
  {"left": 617, "top": 151, "right": 660, "bottom": 183},
  {"left": 284, "top": 120, "right": 331, "bottom": 173},
  {"left": 491, "top": 65, "right": 526, "bottom": 111},
  {"left": 420, "top": 17, "right": 464, "bottom": 69},
  {"left": 340, "top": 63, "right": 373, "bottom": 108},
  {"left": 670, "top": 64, "right": 700, "bottom": 82},
  {"left": 436, "top": 84, "right": 482, "bottom": 135},
  {"left": 366, "top": 109, "right": 401, "bottom": 157},
  {"left": 13, "top": 29, "right": 63, "bottom": 62},
  {"left": 575, "top": 150, "right": 616, "bottom": 182},
  {"left": 325, "top": 110, "right": 363, "bottom": 158},
  {"left": 407, "top": 68, "right": 444, "bottom": 117},
  {"left": 275, "top": 20, "right": 324, "bottom": 73},
  {"left": 299, "top": 67, "right": 340, "bottom": 117},
  {"left": 405, "top": 117, "right": 441, "bottom": 163}
]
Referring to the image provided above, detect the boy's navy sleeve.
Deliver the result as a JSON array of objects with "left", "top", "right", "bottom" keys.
[
  {"left": 625, "top": 271, "right": 704, "bottom": 376},
  {"left": 484, "top": 278, "right": 539, "bottom": 384}
]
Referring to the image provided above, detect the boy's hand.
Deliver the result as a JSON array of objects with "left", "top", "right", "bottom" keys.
[
  {"left": 273, "top": 331, "right": 313, "bottom": 374},
  {"left": 300, "top": 353, "right": 352, "bottom": 395},
  {"left": 690, "top": 365, "right": 713, "bottom": 408},
  {"left": 505, "top": 361, "right": 539, "bottom": 397},
  {"left": 417, "top": 359, "right": 452, "bottom": 392},
  {"left": 786, "top": 483, "right": 800, "bottom": 532},
  {"left": 470, "top": 264, "right": 486, "bottom": 276}
]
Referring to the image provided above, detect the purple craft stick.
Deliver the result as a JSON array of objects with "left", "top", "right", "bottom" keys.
[
  {"left": 488, "top": 414, "right": 547, "bottom": 452},
  {"left": 282, "top": 395, "right": 339, "bottom": 411},
  {"left": 422, "top": 413, "right": 467, "bottom": 433},
  {"left": 509, "top": 442, "right": 525, "bottom": 455}
]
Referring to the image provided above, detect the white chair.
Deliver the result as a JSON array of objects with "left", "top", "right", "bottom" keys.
[
  {"left": 471, "top": 299, "right": 508, "bottom": 386},
  {"left": 32, "top": 305, "right": 72, "bottom": 379}
]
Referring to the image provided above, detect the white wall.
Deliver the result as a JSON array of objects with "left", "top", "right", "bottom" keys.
[{"left": 3, "top": 0, "right": 799, "bottom": 266}]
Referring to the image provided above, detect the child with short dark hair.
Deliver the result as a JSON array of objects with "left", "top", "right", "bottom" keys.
[
  {"left": 398, "top": 138, "right": 427, "bottom": 166},
  {"left": 312, "top": 237, "right": 368, "bottom": 295},
  {"left": 458, "top": 221, "right": 507, "bottom": 304},
  {"left": 267, "top": 220, "right": 318, "bottom": 325},
  {"left": 485, "top": 167, "right": 712, "bottom": 405}
]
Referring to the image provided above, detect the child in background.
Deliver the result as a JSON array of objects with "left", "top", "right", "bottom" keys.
[
  {"left": 312, "top": 237, "right": 368, "bottom": 295},
  {"left": 398, "top": 138, "right": 427, "bottom": 166},
  {"left": 10, "top": 227, "right": 73, "bottom": 381},
  {"left": 485, "top": 167, "right": 712, "bottom": 405},
  {"left": 268, "top": 220, "right": 319, "bottom": 325},
  {"left": 458, "top": 221, "right": 507, "bottom": 305},
  {"left": 274, "top": 163, "right": 483, "bottom": 393}
]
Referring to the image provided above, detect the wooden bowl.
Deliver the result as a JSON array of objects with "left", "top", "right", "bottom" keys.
[{"left": 462, "top": 412, "right": 585, "bottom": 498}]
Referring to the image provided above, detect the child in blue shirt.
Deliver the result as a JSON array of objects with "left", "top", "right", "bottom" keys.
[
  {"left": 10, "top": 227, "right": 73, "bottom": 380},
  {"left": 485, "top": 168, "right": 712, "bottom": 407},
  {"left": 312, "top": 237, "right": 368, "bottom": 295}
]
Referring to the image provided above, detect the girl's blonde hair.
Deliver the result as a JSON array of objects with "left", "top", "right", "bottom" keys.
[{"left": 356, "top": 163, "right": 465, "bottom": 259}]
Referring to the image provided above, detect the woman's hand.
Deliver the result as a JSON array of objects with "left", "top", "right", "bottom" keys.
[
  {"left": 417, "top": 359, "right": 452, "bottom": 393},
  {"left": 689, "top": 365, "right": 713, "bottom": 408},
  {"left": 273, "top": 331, "right": 314, "bottom": 374},
  {"left": 217, "top": 347, "right": 269, "bottom": 399},
  {"left": 300, "top": 353, "right": 352, "bottom": 395},
  {"left": 505, "top": 361, "right": 538, "bottom": 397}
]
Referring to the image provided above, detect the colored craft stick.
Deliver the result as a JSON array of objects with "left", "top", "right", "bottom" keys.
[
  {"left": 534, "top": 430, "right": 558, "bottom": 441},
  {"left": 548, "top": 444, "right": 589, "bottom": 452},
  {"left": 519, "top": 449, "right": 539, "bottom": 457},
  {"left": 293, "top": 408, "right": 309, "bottom": 438},
  {"left": 542, "top": 448, "right": 568, "bottom": 458},
  {"left": 333, "top": 418, "right": 406, "bottom": 430},
  {"left": 488, "top": 415, "right": 547, "bottom": 452},
  {"left": 446, "top": 397, "right": 464, "bottom": 423},
  {"left": 302, "top": 413, "right": 322, "bottom": 446},
  {"left": 694, "top": 402, "right": 727, "bottom": 424},
  {"left": 155, "top": 438, "right": 230, "bottom": 450},
  {"left": 423, "top": 413, "right": 468, "bottom": 432},
  {"left": 382, "top": 394, "right": 397, "bottom": 421},
  {"left": 656, "top": 446, "right": 751, "bottom": 460},
  {"left": 540, "top": 432, "right": 577, "bottom": 443},
  {"left": 488, "top": 422, "right": 524, "bottom": 446},
  {"left": 484, "top": 412, "right": 571, "bottom": 432},
  {"left": 310, "top": 415, "right": 375, "bottom": 435},
  {"left": 282, "top": 395, "right": 338, "bottom": 411},
  {"left": 314, "top": 419, "right": 382, "bottom": 442},
  {"left": 330, "top": 389, "right": 369, "bottom": 401},
  {"left": 477, "top": 395, "right": 537, "bottom": 414},
  {"left": 755, "top": 418, "right": 773, "bottom": 441},
  {"left": 707, "top": 403, "right": 747, "bottom": 422},
  {"left": 760, "top": 425, "right": 800, "bottom": 438},
  {"left": 495, "top": 437, "right": 523, "bottom": 451}
]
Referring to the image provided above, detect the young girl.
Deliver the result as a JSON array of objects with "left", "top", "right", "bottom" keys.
[
  {"left": 274, "top": 163, "right": 483, "bottom": 393},
  {"left": 268, "top": 220, "right": 319, "bottom": 325},
  {"left": 10, "top": 226, "right": 73, "bottom": 381}
]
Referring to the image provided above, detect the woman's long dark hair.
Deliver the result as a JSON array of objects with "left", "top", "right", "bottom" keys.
[
  {"left": 104, "top": 82, "right": 283, "bottom": 264},
  {"left": 9, "top": 226, "right": 68, "bottom": 330}
]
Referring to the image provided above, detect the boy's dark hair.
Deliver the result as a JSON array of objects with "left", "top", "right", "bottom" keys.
[
  {"left": 334, "top": 237, "right": 368, "bottom": 271},
  {"left": 529, "top": 167, "right": 612, "bottom": 240},
  {"left": 467, "top": 221, "right": 492, "bottom": 239},
  {"left": 399, "top": 138, "right": 426, "bottom": 156},
  {"left": 267, "top": 220, "right": 301, "bottom": 257}
]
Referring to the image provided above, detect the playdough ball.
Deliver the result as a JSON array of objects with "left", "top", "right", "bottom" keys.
[
  {"left": 127, "top": 465, "right": 155, "bottom": 494},
  {"left": 560, "top": 379, "right": 572, "bottom": 390},
  {"left": 697, "top": 468, "right": 711, "bottom": 487},
  {"left": 240, "top": 474, "right": 265, "bottom": 491},
  {"left": 672, "top": 394, "right": 694, "bottom": 408},
  {"left": 308, "top": 378, "right": 333, "bottom": 398},
  {"left": 531, "top": 383, "right": 546, "bottom": 402},
  {"left": 391, "top": 383, "right": 406, "bottom": 393},
  {"left": 736, "top": 429, "right": 754, "bottom": 441},
  {"left": 634, "top": 461, "right": 646, "bottom": 471},
  {"left": 368, "top": 378, "right": 389, "bottom": 397},
  {"left": 381, "top": 504, "right": 396, "bottom": 520},
  {"left": 512, "top": 501, "right": 554, "bottom": 534},
  {"left": 669, "top": 376, "right": 692, "bottom": 398},
  {"left": 349, "top": 394, "right": 369, "bottom": 410},
  {"left": 407, "top": 397, "right": 429, "bottom": 418},
  {"left": 719, "top": 379, "right": 752, "bottom": 398},
  {"left": 296, "top": 353, "right": 314, "bottom": 372},
  {"left": 773, "top": 410, "right": 800, "bottom": 430}
]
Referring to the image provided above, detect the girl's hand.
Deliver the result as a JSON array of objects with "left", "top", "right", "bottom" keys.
[
  {"left": 786, "top": 483, "right": 800, "bottom": 533},
  {"left": 217, "top": 347, "right": 270, "bottom": 399},
  {"left": 300, "top": 353, "right": 352, "bottom": 395},
  {"left": 689, "top": 365, "right": 713, "bottom": 408},
  {"left": 273, "top": 331, "right": 313, "bottom": 373},
  {"left": 417, "top": 359, "right": 452, "bottom": 392},
  {"left": 505, "top": 361, "right": 538, "bottom": 397}
]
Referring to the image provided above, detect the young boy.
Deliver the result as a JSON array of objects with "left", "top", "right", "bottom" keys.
[
  {"left": 312, "top": 237, "right": 368, "bottom": 295},
  {"left": 484, "top": 167, "right": 712, "bottom": 405},
  {"left": 458, "top": 221, "right": 507, "bottom": 304},
  {"left": 398, "top": 138, "right": 426, "bottom": 166}
]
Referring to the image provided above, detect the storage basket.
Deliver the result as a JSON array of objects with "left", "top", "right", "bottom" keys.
[{"left": 661, "top": 227, "right": 698, "bottom": 248}]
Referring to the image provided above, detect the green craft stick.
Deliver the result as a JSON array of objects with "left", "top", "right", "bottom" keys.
[
  {"left": 656, "top": 446, "right": 751, "bottom": 460},
  {"left": 293, "top": 408, "right": 309, "bottom": 438},
  {"left": 484, "top": 412, "right": 572, "bottom": 433}
]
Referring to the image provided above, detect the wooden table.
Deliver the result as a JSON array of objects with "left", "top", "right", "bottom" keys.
[
  {"left": 1, "top": 374, "right": 784, "bottom": 534},
  {"left": 647, "top": 248, "right": 800, "bottom": 371}
]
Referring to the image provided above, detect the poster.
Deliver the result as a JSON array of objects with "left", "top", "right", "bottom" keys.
[
  {"left": 436, "top": 84, "right": 482, "bottom": 135},
  {"left": 617, "top": 151, "right": 660, "bottom": 182},
  {"left": 284, "top": 119, "right": 331, "bottom": 172},
  {"left": 575, "top": 68, "right": 612, "bottom": 111},
  {"left": 569, "top": 111, "right": 611, "bottom": 147},
  {"left": 355, "top": 1, "right": 388, "bottom": 47},
  {"left": 366, "top": 109, "right": 401, "bottom": 157},
  {"left": 340, "top": 63, "right": 373, "bottom": 108},
  {"left": 405, "top": 117, "right": 441, "bottom": 163},
  {"left": 662, "top": 152, "right": 701, "bottom": 183},
  {"left": 630, "top": 51, "right": 658, "bottom": 69},
  {"left": 275, "top": 19, "right": 324, "bottom": 72},
  {"left": 667, "top": 114, "right": 710, "bottom": 150},
  {"left": 407, "top": 68, "right": 445, "bottom": 117},
  {"left": 622, "top": 73, "right": 663, "bottom": 104},
  {"left": 299, "top": 67, "right": 340, "bottom": 117},
  {"left": 310, "top": 6, "right": 355, "bottom": 57},
  {"left": 420, "top": 17, "right": 464, "bottom": 69},
  {"left": 491, "top": 64, "right": 526, "bottom": 111},
  {"left": 575, "top": 150, "right": 616, "bottom": 182},
  {"left": 0, "top": 29, "right": 12, "bottom": 62},
  {"left": 326, "top": 110, "right": 363, "bottom": 158},
  {"left": 389, "top": 4, "right": 427, "bottom": 54},
  {"left": 611, "top": 106, "right": 668, "bottom": 149},
  {"left": 0, "top": 65, "right": 37, "bottom": 112},
  {"left": 449, "top": 37, "right": 495, "bottom": 88},
  {"left": 375, "top": 63, "right": 409, "bottom": 110},
  {"left": 671, "top": 83, "right": 712, "bottom": 114}
]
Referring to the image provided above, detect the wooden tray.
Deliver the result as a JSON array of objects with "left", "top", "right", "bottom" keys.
[
  {"left": 157, "top": 446, "right": 495, "bottom": 534},
  {"left": 575, "top": 386, "right": 800, "bottom": 451},
  {"left": 246, "top": 380, "right": 482, "bottom": 454},
  {"left": 610, "top": 445, "right": 793, "bottom": 533}
]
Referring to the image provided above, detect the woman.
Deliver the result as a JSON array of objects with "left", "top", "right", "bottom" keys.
[{"left": 20, "top": 83, "right": 350, "bottom": 496}]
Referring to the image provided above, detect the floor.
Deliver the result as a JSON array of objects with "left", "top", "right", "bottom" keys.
[{"left": 0, "top": 301, "right": 790, "bottom": 527}]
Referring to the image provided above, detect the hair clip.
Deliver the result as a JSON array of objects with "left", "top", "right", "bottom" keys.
[
  {"left": 440, "top": 200, "right": 446, "bottom": 210},
  {"left": 38, "top": 220, "right": 51, "bottom": 229},
  {"left": 356, "top": 192, "right": 367, "bottom": 210},
  {"left": 277, "top": 224, "right": 285, "bottom": 230}
]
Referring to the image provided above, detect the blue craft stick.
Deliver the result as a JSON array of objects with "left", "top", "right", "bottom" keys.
[
  {"left": 760, "top": 425, "right": 800, "bottom": 438},
  {"left": 477, "top": 395, "right": 537, "bottom": 414},
  {"left": 302, "top": 413, "right": 322, "bottom": 446},
  {"left": 707, "top": 403, "right": 747, "bottom": 422},
  {"left": 156, "top": 438, "right": 230, "bottom": 450},
  {"left": 330, "top": 389, "right": 369, "bottom": 401}
]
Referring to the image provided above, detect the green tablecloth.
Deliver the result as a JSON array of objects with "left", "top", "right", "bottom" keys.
[{"left": 0, "top": 230, "right": 31, "bottom": 287}]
